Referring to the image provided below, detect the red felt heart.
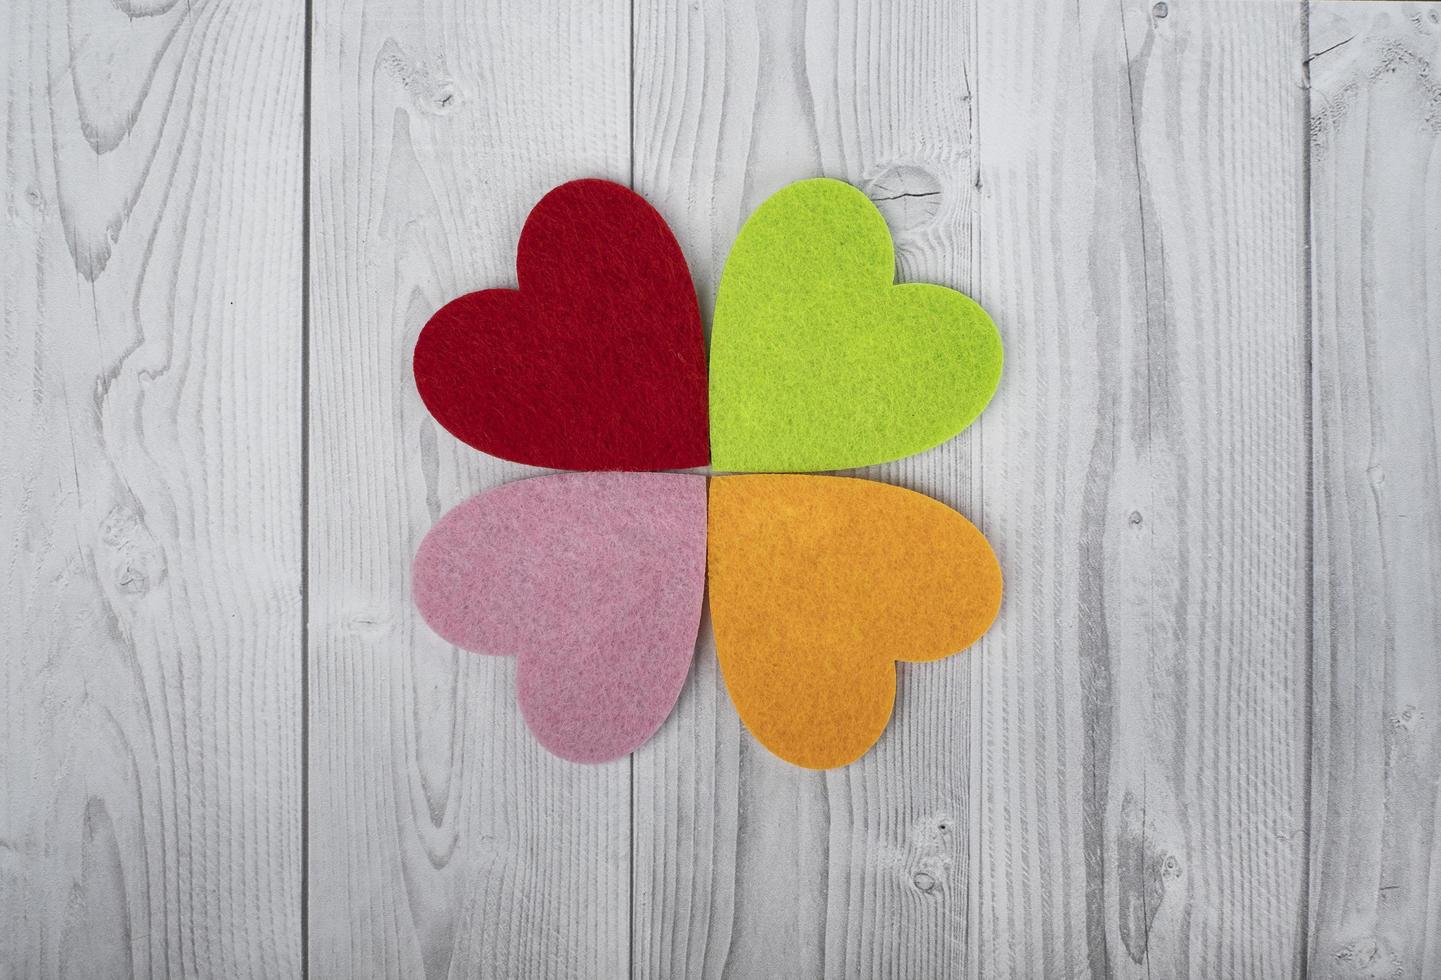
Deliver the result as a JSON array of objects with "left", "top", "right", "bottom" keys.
[{"left": 413, "top": 179, "right": 709, "bottom": 470}]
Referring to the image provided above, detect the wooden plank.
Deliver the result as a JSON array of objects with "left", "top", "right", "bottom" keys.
[
  {"left": 305, "top": 2, "right": 632, "bottom": 976},
  {"left": 973, "top": 1, "right": 1310, "bottom": 977},
  {"left": 0, "top": 0, "right": 304, "bottom": 976},
  {"left": 1308, "top": 4, "right": 1441, "bottom": 977},
  {"left": 631, "top": 2, "right": 983, "bottom": 976}
]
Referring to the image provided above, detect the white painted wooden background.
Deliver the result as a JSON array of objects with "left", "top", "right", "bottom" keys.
[{"left": 3, "top": 0, "right": 1438, "bottom": 977}]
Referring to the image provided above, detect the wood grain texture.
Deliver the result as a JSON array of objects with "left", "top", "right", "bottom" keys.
[
  {"left": 1308, "top": 5, "right": 1441, "bottom": 978},
  {"left": 0, "top": 0, "right": 303, "bottom": 976},
  {"left": 305, "top": 1, "right": 632, "bottom": 976},
  {"left": 973, "top": 1, "right": 1310, "bottom": 977},
  {"left": 632, "top": 2, "right": 983, "bottom": 976},
  {"left": 9, "top": 0, "right": 1441, "bottom": 976}
]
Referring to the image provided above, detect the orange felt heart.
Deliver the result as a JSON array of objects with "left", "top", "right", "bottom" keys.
[{"left": 707, "top": 474, "right": 1001, "bottom": 769}]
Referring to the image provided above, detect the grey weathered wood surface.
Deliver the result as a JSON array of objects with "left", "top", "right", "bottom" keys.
[
  {"left": 976, "top": 3, "right": 1312, "bottom": 978},
  {"left": 1308, "top": 5, "right": 1441, "bottom": 978},
  {"left": 2, "top": 0, "right": 304, "bottom": 976},
  {"left": 631, "top": 3, "right": 983, "bottom": 977},
  {"left": 306, "top": 2, "right": 631, "bottom": 977},
  {"left": 3, "top": 1, "right": 1439, "bottom": 978}
]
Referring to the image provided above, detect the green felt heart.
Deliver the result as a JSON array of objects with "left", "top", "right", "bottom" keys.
[{"left": 708, "top": 178, "right": 1002, "bottom": 472}]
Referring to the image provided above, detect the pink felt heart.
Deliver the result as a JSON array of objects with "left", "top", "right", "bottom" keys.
[{"left": 412, "top": 472, "right": 706, "bottom": 762}]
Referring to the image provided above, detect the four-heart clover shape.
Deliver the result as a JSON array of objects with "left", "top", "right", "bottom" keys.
[{"left": 412, "top": 178, "right": 1003, "bottom": 769}]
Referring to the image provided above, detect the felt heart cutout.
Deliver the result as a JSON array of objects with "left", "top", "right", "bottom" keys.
[
  {"left": 412, "top": 472, "right": 707, "bottom": 762},
  {"left": 414, "top": 179, "right": 709, "bottom": 471},
  {"left": 708, "top": 178, "right": 1003, "bottom": 472},
  {"left": 707, "top": 474, "right": 1001, "bottom": 769}
]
